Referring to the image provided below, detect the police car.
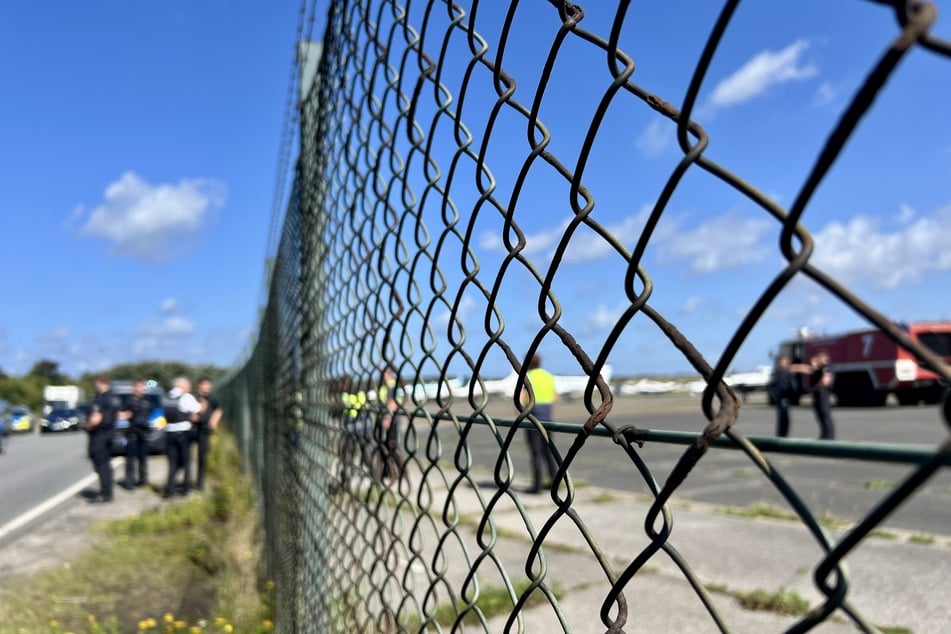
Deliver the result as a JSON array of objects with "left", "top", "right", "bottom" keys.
[
  {"left": 110, "top": 380, "right": 168, "bottom": 455},
  {"left": 5, "top": 406, "right": 35, "bottom": 434},
  {"left": 40, "top": 408, "right": 83, "bottom": 433}
]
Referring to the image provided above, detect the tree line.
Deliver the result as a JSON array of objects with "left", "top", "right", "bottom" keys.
[{"left": 0, "top": 360, "right": 228, "bottom": 413}]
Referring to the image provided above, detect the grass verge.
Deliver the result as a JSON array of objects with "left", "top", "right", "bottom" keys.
[
  {"left": 0, "top": 430, "right": 273, "bottom": 634},
  {"left": 704, "top": 583, "right": 810, "bottom": 617},
  {"left": 398, "top": 578, "right": 565, "bottom": 630}
]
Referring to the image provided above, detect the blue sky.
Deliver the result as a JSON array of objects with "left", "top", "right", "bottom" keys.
[
  {"left": 368, "top": 1, "right": 951, "bottom": 379},
  {"left": 1, "top": 2, "right": 949, "bottom": 380},
  {"left": 0, "top": 2, "right": 302, "bottom": 376}
]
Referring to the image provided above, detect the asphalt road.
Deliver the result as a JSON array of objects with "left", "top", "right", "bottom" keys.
[
  {"left": 0, "top": 429, "right": 91, "bottom": 530},
  {"left": 424, "top": 394, "right": 951, "bottom": 535}
]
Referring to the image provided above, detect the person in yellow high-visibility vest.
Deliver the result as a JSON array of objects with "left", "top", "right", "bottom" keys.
[{"left": 520, "top": 354, "right": 560, "bottom": 494}]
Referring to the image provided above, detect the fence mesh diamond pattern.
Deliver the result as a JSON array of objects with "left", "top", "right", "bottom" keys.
[{"left": 218, "top": 1, "right": 951, "bottom": 632}]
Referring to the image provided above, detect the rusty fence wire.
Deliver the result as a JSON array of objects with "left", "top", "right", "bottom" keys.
[{"left": 217, "top": 1, "right": 951, "bottom": 632}]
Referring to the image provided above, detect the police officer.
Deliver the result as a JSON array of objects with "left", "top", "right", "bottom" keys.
[
  {"left": 376, "top": 366, "right": 404, "bottom": 483},
  {"left": 791, "top": 349, "right": 836, "bottom": 440},
  {"left": 163, "top": 376, "right": 202, "bottom": 498},
  {"left": 768, "top": 356, "right": 795, "bottom": 437},
  {"left": 337, "top": 376, "right": 369, "bottom": 491},
  {"left": 807, "top": 349, "right": 836, "bottom": 440},
  {"left": 87, "top": 374, "right": 121, "bottom": 503},
  {"left": 121, "top": 379, "right": 152, "bottom": 489},
  {"left": 191, "top": 378, "right": 222, "bottom": 491}
]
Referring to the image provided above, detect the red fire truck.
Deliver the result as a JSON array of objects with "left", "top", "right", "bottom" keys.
[{"left": 776, "top": 322, "right": 951, "bottom": 407}]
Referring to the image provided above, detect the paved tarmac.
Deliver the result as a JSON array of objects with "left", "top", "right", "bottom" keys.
[{"left": 375, "top": 463, "right": 951, "bottom": 633}]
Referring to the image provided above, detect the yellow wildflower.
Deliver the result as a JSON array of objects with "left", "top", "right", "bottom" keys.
[
  {"left": 164, "top": 614, "right": 175, "bottom": 623},
  {"left": 174, "top": 621, "right": 187, "bottom": 630},
  {"left": 214, "top": 617, "right": 226, "bottom": 626},
  {"left": 262, "top": 620, "right": 274, "bottom": 631},
  {"left": 224, "top": 625, "right": 234, "bottom": 633}
]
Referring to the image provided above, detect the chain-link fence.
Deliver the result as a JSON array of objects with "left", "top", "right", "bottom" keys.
[{"left": 218, "top": 1, "right": 951, "bottom": 631}]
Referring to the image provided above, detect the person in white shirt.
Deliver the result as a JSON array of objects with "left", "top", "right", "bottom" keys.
[{"left": 162, "top": 377, "right": 203, "bottom": 498}]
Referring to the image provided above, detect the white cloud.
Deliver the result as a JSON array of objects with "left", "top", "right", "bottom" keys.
[
  {"left": 478, "top": 232, "right": 501, "bottom": 251},
  {"left": 159, "top": 298, "right": 179, "bottom": 313},
  {"left": 563, "top": 205, "right": 654, "bottom": 263},
  {"left": 681, "top": 296, "right": 701, "bottom": 315},
  {"left": 658, "top": 213, "right": 773, "bottom": 273},
  {"left": 521, "top": 219, "right": 570, "bottom": 256},
  {"left": 133, "top": 299, "right": 199, "bottom": 357},
  {"left": 896, "top": 203, "right": 916, "bottom": 224},
  {"left": 77, "top": 171, "right": 227, "bottom": 261},
  {"left": 478, "top": 218, "right": 568, "bottom": 257},
  {"left": 137, "top": 315, "right": 197, "bottom": 339},
  {"left": 475, "top": 204, "right": 773, "bottom": 275},
  {"left": 435, "top": 294, "right": 478, "bottom": 329},
  {"left": 708, "top": 39, "right": 818, "bottom": 109},
  {"left": 636, "top": 119, "right": 673, "bottom": 157},
  {"left": 0, "top": 315, "right": 249, "bottom": 378},
  {"left": 812, "top": 81, "right": 837, "bottom": 107},
  {"left": 581, "top": 302, "right": 627, "bottom": 336},
  {"left": 0, "top": 329, "right": 123, "bottom": 377},
  {"left": 767, "top": 278, "right": 846, "bottom": 337},
  {"left": 811, "top": 204, "right": 951, "bottom": 290}
]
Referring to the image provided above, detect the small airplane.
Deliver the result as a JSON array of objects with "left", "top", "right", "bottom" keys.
[
  {"left": 456, "top": 365, "right": 614, "bottom": 399},
  {"left": 617, "top": 378, "right": 680, "bottom": 395},
  {"left": 403, "top": 376, "right": 467, "bottom": 402},
  {"left": 723, "top": 365, "right": 773, "bottom": 398}
]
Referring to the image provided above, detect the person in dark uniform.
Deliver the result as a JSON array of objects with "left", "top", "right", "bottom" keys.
[
  {"left": 163, "top": 377, "right": 202, "bottom": 498},
  {"left": 793, "top": 349, "right": 836, "bottom": 440},
  {"left": 808, "top": 349, "right": 836, "bottom": 440},
  {"left": 191, "top": 377, "right": 222, "bottom": 492},
  {"left": 375, "top": 366, "right": 404, "bottom": 483},
  {"left": 336, "top": 376, "right": 366, "bottom": 493},
  {"left": 86, "top": 374, "right": 121, "bottom": 503},
  {"left": 120, "top": 379, "right": 152, "bottom": 489},
  {"left": 768, "top": 355, "right": 795, "bottom": 437}
]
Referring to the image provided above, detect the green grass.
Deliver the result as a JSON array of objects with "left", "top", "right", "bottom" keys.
[
  {"left": 0, "top": 430, "right": 273, "bottom": 634},
  {"left": 735, "top": 588, "right": 810, "bottom": 616},
  {"left": 591, "top": 490, "right": 620, "bottom": 504},
  {"left": 909, "top": 534, "right": 936, "bottom": 545},
  {"left": 705, "top": 584, "right": 810, "bottom": 617},
  {"left": 878, "top": 626, "right": 913, "bottom": 634},
  {"left": 869, "top": 529, "right": 899, "bottom": 540},
  {"left": 865, "top": 479, "right": 899, "bottom": 491},
  {"left": 816, "top": 512, "right": 850, "bottom": 530},
  {"left": 718, "top": 503, "right": 798, "bottom": 522},
  {"left": 400, "top": 579, "right": 565, "bottom": 630}
]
